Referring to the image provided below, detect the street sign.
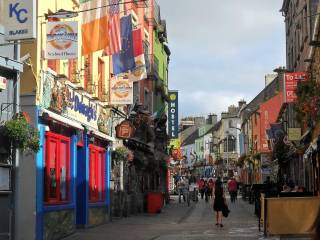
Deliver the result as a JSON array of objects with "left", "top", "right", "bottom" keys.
[{"left": 4, "top": 0, "right": 36, "bottom": 40}]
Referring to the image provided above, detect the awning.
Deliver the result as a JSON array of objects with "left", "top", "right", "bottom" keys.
[
  {"left": 40, "top": 108, "right": 84, "bottom": 130},
  {"left": 88, "top": 127, "right": 115, "bottom": 142}
]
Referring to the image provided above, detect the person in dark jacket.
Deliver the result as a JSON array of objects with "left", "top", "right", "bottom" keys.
[{"left": 213, "top": 178, "right": 225, "bottom": 227}]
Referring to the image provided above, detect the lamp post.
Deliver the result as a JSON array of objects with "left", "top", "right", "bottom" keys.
[{"left": 225, "top": 131, "right": 229, "bottom": 176}]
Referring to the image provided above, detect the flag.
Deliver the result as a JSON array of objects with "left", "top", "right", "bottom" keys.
[
  {"left": 112, "top": 14, "right": 135, "bottom": 74},
  {"left": 81, "top": 0, "right": 109, "bottom": 55},
  {"left": 104, "top": 0, "right": 121, "bottom": 55},
  {"left": 129, "top": 28, "right": 147, "bottom": 82}
]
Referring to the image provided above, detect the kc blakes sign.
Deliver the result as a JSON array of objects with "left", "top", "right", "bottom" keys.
[
  {"left": 4, "top": 0, "right": 36, "bottom": 40},
  {"left": 168, "top": 91, "right": 178, "bottom": 139}
]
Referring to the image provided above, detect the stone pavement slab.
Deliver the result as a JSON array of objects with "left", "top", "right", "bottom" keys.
[{"left": 64, "top": 196, "right": 311, "bottom": 240}]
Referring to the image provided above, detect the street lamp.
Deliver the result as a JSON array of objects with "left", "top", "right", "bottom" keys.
[{"left": 225, "top": 131, "right": 229, "bottom": 175}]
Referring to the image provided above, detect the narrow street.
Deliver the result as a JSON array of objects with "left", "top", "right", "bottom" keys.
[{"left": 65, "top": 196, "right": 266, "bottom": 240}]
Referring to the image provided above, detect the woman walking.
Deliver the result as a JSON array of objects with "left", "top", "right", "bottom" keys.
[{"left": 213, "top": 178, "right": 225, "bottom": 227}]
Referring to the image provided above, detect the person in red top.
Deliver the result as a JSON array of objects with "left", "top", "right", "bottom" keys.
[
  {"left": 208, "top": 179, "right": 214, "bottom": 199},
  {"left": 227, "top": 177, "right": 238, "bottom": 203},
  {"left": 198, "top": 178, "right": 205, "bottom": 199}
]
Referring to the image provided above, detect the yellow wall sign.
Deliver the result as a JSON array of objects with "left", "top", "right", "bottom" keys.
[{"left": 288, "top": 128, "right": 301, "bottom": 141}]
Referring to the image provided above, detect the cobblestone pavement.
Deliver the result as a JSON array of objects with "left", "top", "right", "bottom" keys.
[{"left": 64, "top": 196, "right": 311, "bottom": 240}]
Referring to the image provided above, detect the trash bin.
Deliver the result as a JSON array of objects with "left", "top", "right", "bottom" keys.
[{"left": 147, "top": 192, "right": 164, "bottom": 213}]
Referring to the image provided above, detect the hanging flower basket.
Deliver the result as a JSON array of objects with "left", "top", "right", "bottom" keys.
[{"left": 0, "top": 113, "right": 40, "bottom": 156}]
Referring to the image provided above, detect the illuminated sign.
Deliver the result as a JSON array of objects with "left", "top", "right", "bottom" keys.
[{"left": 168, "top": 91, "right": 178, "bottom": 139}]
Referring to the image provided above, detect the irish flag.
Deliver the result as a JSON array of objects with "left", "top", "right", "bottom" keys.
[{"left": 81, "top": 0, "right": 109, "bottom": 55}]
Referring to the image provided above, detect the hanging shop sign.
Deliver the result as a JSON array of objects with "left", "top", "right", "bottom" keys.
[
  {"left": 4, "top": 0, "right": 36, "bottom": 40},
  {"left": 115, "top": 120, "right": 136, "bottom": 139},
  {"left": 110, "top": 75, "right": 133, "bottom": 105},
  {"left": 288, "top": 128, "right": 301, "bottom": 141},
  {"left": 0, "top": 77, "right": 7, "bottom": 90},
  {"left": 41, "top": 71, "right": 112, "bottom": 135},
  {"left": 284, "top": 72, "right": 307, "bottom": 103},
  {"left": 46, "top": 21, "right": 78, "bottom": 59},
  {"left": 168, "top": 91, "right": 178, "bottom": 139}
]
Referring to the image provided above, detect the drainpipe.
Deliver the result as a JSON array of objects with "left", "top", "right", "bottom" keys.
[{"left": 10, "top": 42, "right": 20, "bottom": 240}]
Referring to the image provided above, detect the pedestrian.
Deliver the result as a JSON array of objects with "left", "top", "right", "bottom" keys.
[
  {"left": 228, "top": 177, "right": 237, "bottom": 203},
  {"left": 213, "top": 178, "right": 225, "bottom": 227},
  {"left": 208, "top": 178, "right": 214, "bottom": 199},
  {"left": 199, "top": 178, "right": 205, "bottom": 199},
  {"left": 204, "top": 182, "right": 209, "bottom": 203}
]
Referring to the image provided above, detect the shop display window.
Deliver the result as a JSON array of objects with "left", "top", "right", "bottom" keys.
[
  {"left": 44, "top": 132, "right": 70, "bottom": 204},
  {"left": 89, "top": 145, "right": 105, "bottom": 202}
]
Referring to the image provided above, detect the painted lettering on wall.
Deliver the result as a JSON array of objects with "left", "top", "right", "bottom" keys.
[{"left": 73, "top": 95, "right": 97, "bottom": 122}]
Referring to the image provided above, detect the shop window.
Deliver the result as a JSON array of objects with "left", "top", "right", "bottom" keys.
[
  {"left": 44, "top": 132, "right": 70, "bottom": 204},
  {"left": 89, "top": 145, "right": 105, "bottom": 202}
]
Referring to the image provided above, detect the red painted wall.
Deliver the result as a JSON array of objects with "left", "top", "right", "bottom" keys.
[{"left": 259, "top": 92, "right": 284, "bottom": 153}]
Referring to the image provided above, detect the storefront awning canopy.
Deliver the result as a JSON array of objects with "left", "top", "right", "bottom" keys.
[{"left": 40, "top": 108, "right": 84, "bottom": 130}]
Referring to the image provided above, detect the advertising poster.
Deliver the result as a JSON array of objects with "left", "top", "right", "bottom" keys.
[
  {"left": 46, "top": 21, "right": 78, "bottom": 59},
  {"left": 168, "top": 91, "right": 178, "bottom": 139},
  {"left": 110, "top": 75, "right": 133, "bottom": 105},
  {"left": 284, "top": 72, "right": 307, "bottom": 103}
]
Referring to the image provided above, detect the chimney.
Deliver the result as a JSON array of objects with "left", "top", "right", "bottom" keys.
[{"left": 207, "top": 114, "right": 217, "bottom": 125}]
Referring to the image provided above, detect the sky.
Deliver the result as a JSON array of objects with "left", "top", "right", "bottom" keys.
[{"left": 157, "top": 0, "right": 286, "bottom": 118}]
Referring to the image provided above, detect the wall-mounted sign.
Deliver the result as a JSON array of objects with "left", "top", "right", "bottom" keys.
[
  {"left": 4, "top": 0, "right": 36, "bottom": 40},
  {"left": 41, "top": 71, "right": 112, "bottom": 135},
  {"left": 0, "top": 77, "right": 7, "bottom": 90},
  {"left": 168, "top": 91, "right": 178, "bottom": 139},
  {"left": 115, "top": 120, "right": 136, "bottom": 139},
  {"left": 288, "top": 128, "right": 301, "bottom": 141},
  {"left": 110, "top": 75, "right": 133, "bottom": 105},
  {"left": 284, "top": 72, "right": 307, "bottom": 103},
  {"left": 46, "top": 21, "right": 78, "bottom": 59}
]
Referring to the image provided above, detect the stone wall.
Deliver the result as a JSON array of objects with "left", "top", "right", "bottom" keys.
[
  {"left": 89, "top": 207, "right": 107, "bottom": 226},
  {"left": 43, "top": 210, "right": 75, "bottom": 240}
]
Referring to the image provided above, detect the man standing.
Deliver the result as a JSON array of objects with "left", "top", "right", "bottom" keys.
[{"left": 228, "top": 177, "right": 238, "bottom": 203}]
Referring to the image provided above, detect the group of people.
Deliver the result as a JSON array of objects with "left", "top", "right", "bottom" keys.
[{"left": 198, "top": 178, "right": 214, "bottom": 202}]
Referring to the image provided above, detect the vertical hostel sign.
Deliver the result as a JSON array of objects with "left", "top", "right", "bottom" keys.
[
  {"left": 284, "top": 72, "right": 307, "bottom": 103},
  {"left": 168, "top": 91, "right": 178, "bottom": 139},
  {"left": 4, "top": 0, "right": 36, "bottom": 40}
]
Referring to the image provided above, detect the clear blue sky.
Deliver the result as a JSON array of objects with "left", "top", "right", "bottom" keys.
[{"left": 157, "top": 0, "right": 286, "bottom": 118}]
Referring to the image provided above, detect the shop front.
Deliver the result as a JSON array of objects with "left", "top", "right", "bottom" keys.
[{"left": 35, "top": 71, "right": 113, "bottom": 240}]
